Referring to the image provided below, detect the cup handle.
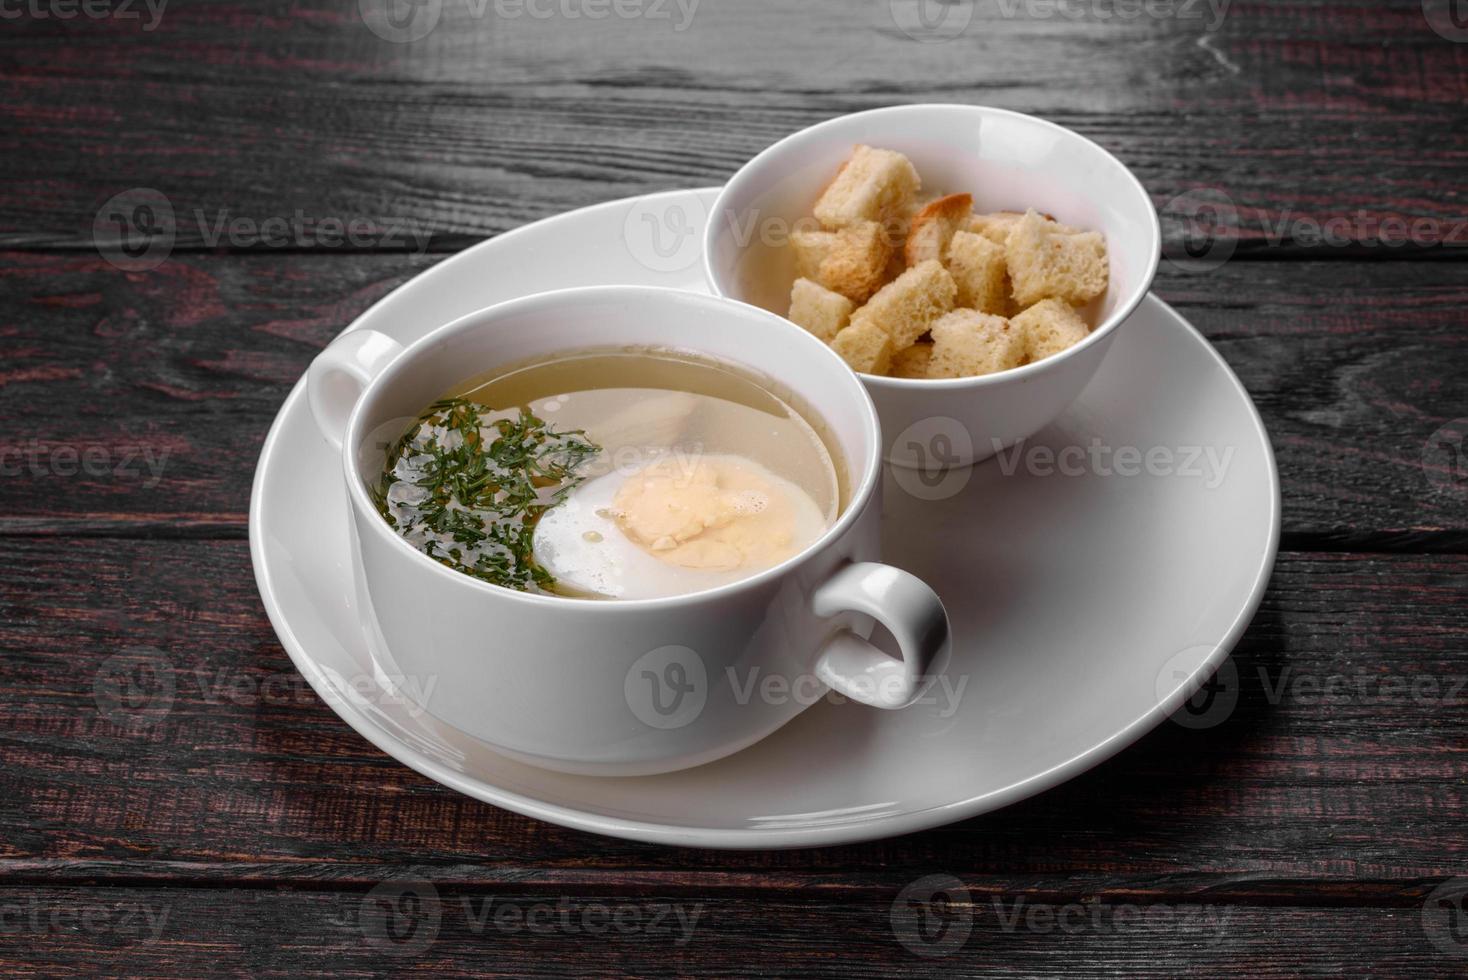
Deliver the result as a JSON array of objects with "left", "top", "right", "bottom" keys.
[
  {"left": 811, "top": 562, "right": 951, "bottom": 709},
  {"left": 307, "top": 330, "right": 404, "bottom": 452}
]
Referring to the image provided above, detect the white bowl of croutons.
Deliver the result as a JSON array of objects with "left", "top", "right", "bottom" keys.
[{"left": 703, "top": 103, "right": 1160, "bottom": 468}]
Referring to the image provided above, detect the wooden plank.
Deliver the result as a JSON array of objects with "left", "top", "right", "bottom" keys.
[
  {"left": 0, "top": 253, "right": 1462, "bottom": 537},
  {"left": 1, "top": 1, "right": 1466, "bottom": 252},
  {"left": 0, "top": 884, "right": 1458, "bottom": 977},
  {"left": 0, "top": 539, "right": 1463, "bottom": 881}
]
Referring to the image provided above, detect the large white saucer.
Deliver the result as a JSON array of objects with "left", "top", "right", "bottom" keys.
[{"left": 249, "top": 188, "right": 1279, "bottom": 849}]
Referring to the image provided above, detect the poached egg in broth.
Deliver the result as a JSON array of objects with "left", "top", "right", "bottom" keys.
[
  {"left": 454, "top": 348, "right": 843, "bottom": 599},
  {"left": 533, "top": 453, "right": 830, "bottom": 599}
]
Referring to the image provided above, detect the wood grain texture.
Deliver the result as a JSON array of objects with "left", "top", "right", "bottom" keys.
[
  {"left": 0, "top": 885, "right": 1459, "bottom": 978},
  {"left": 0, "top": 253, "right": 1463, "bottom": 538},
  {"left": 1, "top": 0, "right": 1466, "bottom": 253},
  {"left": 2, "top": 0, "right": 1466, "bottom": 973},
  {"left": 0, "top": 538, "right": 1463, "bottom": 883}
]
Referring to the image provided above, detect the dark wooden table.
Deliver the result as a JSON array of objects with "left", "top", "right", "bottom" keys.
[{"left": 3, "top": 1, "right": 1466, "bottom": 975}]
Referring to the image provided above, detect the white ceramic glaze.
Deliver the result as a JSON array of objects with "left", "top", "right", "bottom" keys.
[
  {"left": 250, "top": 189, "right": 1279, "bottom": 847},
  {"left": 703, "top": 104, "right": 1162, "bottom": 468},
  {"left": 304, "top": 286, "right": 950, "bottom": 776}
]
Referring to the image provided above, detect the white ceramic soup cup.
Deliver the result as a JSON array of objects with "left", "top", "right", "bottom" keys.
[
  {"left": 704, "top": 103, "right": 1161, "bottom": 469},
  {"left": 306, "top": 286, "right": 951, "bottom": 777}
]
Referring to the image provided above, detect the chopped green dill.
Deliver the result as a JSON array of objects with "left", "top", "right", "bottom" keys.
[{"left": 370, "top": 396, "right": 601, "bottom": 593}]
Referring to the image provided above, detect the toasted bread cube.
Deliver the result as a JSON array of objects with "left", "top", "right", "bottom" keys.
[
  {"left": 882, "top": 193, "right": 929, "bottom": 279},
  {"left": 946, "top": 230, "right": 1009, "bottom": 314},
  {"left": 904, "top": 193, "right": 973, "bottom": 266},
  {"left": 1012, "top": 298, "right": 1090, "bottom": 363},
  {"left": 890, "top": 342, "right": 933, "bottom": 380},
  {"left": 830, "top": 317, "right": 893, "bottom": 375},
  {"left": 790, "top": 221, "right": 892, "bottom": 303},
  {"left": 791, "top": 227, "right": 836, "bottom": 280},
  {"left": 927, "top": 309, "right": 1025, "bottom": 379},
  {"left": 819, "top": 221, "right": 894, "bottom": 302},
  {"left": 968, "top": 209, "right": 1070, "bottom": 246},
  {"left": 1005, "top": 209, "right": 1109, "bottom": 308},
  {"left": 813, "top": 145, "right": 921, "bottom": 230},
  {"left": 967, "top": 210, "right": 1027, "bottom": 246},
  {"left": 849, "top": 259, "right": 957, "bottom": 351},
  {"left": 787, "top": 277, "right": 855, "bottom": 343}
]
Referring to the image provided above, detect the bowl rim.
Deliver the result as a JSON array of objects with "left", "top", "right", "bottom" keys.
[
  {"left": 338, "top": 284, "right": 885, "bottom": 610},
  {"left": 702, "top": 102, "right": 1162, "bottom": 390}
]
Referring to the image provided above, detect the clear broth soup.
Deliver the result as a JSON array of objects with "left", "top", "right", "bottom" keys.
[{"left": 372, "top": 348, "right": 844, "bottom": 599}]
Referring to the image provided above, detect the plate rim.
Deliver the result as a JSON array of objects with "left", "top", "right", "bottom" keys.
[{"left": 249, "top": 187, "right": 1281, "bottom": 849}]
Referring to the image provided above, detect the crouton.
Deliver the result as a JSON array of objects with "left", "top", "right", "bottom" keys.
[
  {"left": 791, "top": 221, "right": 892, "bottom": 303},
  {"left": 946, "top": 230, "right": 1009, "bottom": 314},
  {"left": 927, "top": 309, "right": 1025, "bottom": 379},
  {"left": 882, "top": 193, "right": 930, "bottom": 279},
  {"left": 967, "top": 210, "right": 1027, "bottom": 246},
  {"left": 890, "top": 342, "right": 933, "bottom": 380},
  {"left": 1012, "top": 298, "right": 1090, "bottom": 363},
  {"left": 787, "top": 277, "right": 855, "bottom": 343},
  {"left": 1005, "top": 209, "right": 1109, "bottom": 308},
  {"left": 849, "top": 259, "right": 957, "bottom": 350},
  {"left": 791, "top": 227, "right": 835, "bottom": 280},
  {"left": 813, "top": 145, "right": 921, "bottom": 230},
  {"left": 967, "top": 209, "right": 1071, "bottom": 246},
  {"left": 904, "top": 193, "right": 973, "bottom": 266},
  {"left": 830, "top": 317, "right": 893, "bottom": 375}
]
